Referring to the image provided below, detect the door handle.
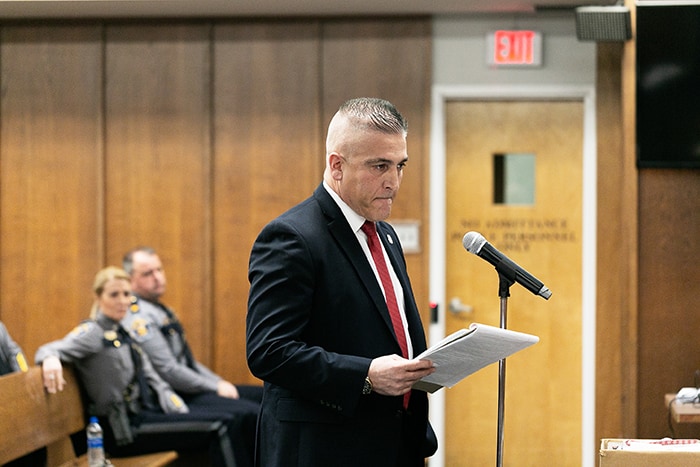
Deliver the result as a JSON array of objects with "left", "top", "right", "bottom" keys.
[{"left": 449, "top": 297, "right": 473, "bottom": 315}]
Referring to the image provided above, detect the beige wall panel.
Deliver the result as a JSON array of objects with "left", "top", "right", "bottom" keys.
[
  {"left": 321, "top": 18, "right": 432, "bottom": 322},
  {"left": 103, "top": 24, "right": 213, "bottom": 361},
  {"left": 0, "top": 26, "right": 103, "bottom": 358},
  {"left": 212, "top": 22, "right": 322, "bottom": 382}
]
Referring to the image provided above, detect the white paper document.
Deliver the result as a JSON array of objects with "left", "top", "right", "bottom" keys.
[
  {"left": 604, "top": 438, "right": 700, "bottom": 452},
  {"left": 412, "top": 323, "right": 539, "bottom": 393}
]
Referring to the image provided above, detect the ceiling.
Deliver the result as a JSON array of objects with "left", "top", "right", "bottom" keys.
[{"left": 0, "top": 0, "right": 617, "bottom": 20}]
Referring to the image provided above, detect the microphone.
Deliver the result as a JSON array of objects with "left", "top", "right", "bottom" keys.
[{"left": 462, "top": 231, "right": 552, "bottom": 300}]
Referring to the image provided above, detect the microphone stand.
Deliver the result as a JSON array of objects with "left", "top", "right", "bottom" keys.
[{"left": 495, "top": 261, "right": 516, "bottom": 467}]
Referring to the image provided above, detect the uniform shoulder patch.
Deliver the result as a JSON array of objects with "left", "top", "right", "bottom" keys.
[
  {"left": 129, "top": 317, "right": 154, "bottom": 342},
  {"left": 69, "top": 322, "right": 93, "bottom": 337}
]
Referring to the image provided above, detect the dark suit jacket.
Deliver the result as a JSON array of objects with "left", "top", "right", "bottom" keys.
[{"left": 246, "top": 184, "right": 436, "bottom": 467}]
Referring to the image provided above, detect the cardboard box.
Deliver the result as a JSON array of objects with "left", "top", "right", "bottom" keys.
[{"left": 600, "top": 439, "right": 700, "bottom": 466}]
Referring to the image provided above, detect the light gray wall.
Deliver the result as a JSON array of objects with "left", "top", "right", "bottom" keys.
[{"left": 433, "top": 14, "right": 596, "bottom": 86}]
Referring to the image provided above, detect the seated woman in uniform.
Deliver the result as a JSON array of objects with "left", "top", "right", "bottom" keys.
[{"left": 35, "top": 266, "right": 249, "bottom": 467}]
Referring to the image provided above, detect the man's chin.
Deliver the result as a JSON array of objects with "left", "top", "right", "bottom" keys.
[
  {"left": 375, "top": 209, "right": 393, "bottom": 222},
  {"left": 144, "top": 292, "right": 163, "bottom": 302},
  {"left": 368, "top": 203, "right": 393, "bottom": 221}
]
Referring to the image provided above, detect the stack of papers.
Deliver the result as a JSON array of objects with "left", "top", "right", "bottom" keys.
[
  {"left": 412, "top": 322, "right": 539, "bottom": 393},
  {"left": 605, "top": 438, "right": 700, "bottom": 452}
]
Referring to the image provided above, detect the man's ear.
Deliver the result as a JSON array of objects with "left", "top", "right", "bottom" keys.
[{"left": 328, "top": 153, "right": 343, "bottom": 180}]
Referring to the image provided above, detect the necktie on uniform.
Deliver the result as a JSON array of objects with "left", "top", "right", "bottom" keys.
[
  {"left": 361, "top": 220, "right": 411, "bottom": 408},
  {"left": 117, "top": 326, "right": 157, "bottom": 411},
  {"left": 156, "top": 303, "right": 197, "bottom": 371}
]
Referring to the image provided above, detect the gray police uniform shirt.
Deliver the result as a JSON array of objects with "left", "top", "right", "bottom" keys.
[
  {"left": 34, "top": 312, "right": 187, "bottom": 417},
  {"left": 122, "top": 296, "right": 220, "bottom": 394},
  {"left": 0, "top": 321, "right": 27, "bottom": 374}
]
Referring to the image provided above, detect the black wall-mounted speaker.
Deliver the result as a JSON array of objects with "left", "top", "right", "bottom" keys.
[{"left": 575, "top": 6, "right": 632, "bottom": 42}]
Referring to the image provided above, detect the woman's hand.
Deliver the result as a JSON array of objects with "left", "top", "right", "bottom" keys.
[{"left": 41, "top": 355, "right": 66, "bottom": 393}]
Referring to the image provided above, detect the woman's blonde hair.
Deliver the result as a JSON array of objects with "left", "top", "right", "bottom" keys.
[{"left": 90, "top": 266, "right": 131, "bottom": 318}]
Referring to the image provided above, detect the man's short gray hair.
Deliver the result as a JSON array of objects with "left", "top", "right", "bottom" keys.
[
  {"left": 337, "top": 97, "right": 408, "bottom": 136},
  {"left": 122, "top": 246, "right": 157, "bottom": 275}
]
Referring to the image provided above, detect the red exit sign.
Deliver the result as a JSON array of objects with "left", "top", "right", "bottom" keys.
[{"left": 488, "top": 30, "right": 542, "bottom": 66}]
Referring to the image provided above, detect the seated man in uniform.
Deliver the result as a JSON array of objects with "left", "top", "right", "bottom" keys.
[{"left": 121, "top": 247, "right": 260, "bottom": 453}]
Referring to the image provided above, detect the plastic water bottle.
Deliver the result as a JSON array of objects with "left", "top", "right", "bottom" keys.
[{"left": 86, "top": 416, "right": 105, "bottom": 467}]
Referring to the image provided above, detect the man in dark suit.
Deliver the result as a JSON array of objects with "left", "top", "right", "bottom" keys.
[{"left": 246, "top": 97, "right": 437, "bottom": 467}]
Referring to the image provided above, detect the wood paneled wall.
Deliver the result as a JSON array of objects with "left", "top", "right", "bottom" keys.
[
  {"left": 1, "top": 26, "right": 104, "bottom": 351},
  {"left": 637, "top": 169, "right": 700, "bottom": 438},
  {"left": 0, "top": 18, "right": 432, "bottom": 385}
]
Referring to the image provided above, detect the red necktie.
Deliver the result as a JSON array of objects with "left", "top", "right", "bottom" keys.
[{"left": 361, "top": 221, "right": 410, "bottom": 408}]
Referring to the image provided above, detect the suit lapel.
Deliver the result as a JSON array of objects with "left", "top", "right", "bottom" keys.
[
  {"left": 313, "top": 185, "right": 428, "bottom": 354},
  {"left": 313, "top": 186, "right": 399, "bottom": 342}
]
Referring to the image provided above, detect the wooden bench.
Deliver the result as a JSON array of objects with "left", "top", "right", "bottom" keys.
[{"left": 0, "top": 366, "right": 177, "bottom": 467}]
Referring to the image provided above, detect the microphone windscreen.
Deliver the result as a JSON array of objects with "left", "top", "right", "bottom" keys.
[{"left": 462, "top": 231, "right": 486, "bottom": 254}]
